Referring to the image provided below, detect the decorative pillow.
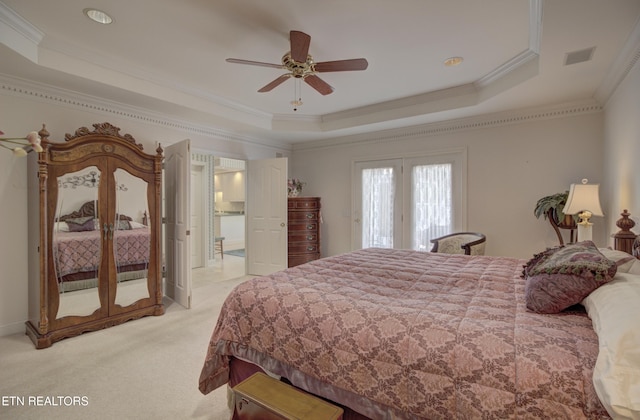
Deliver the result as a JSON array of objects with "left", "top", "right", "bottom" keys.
[
  {"left": 581, "top": 272, "right": 640, "bottom": 419},
  {"left": 523, "top": 241, "right": 617, "bottom": 314},
  {"left": 65, "top": 217, "right": 95, "bottom": 232},
  {"left": 116, "top": 220, "right": 131, "bottom": 230}
]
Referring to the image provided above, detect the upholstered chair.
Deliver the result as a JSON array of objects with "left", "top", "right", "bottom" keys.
[{"left": 430, "top": 232, "right": 486, "bottom": 256}]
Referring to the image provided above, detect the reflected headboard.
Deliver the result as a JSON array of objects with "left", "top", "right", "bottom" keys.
[{"left": 58, "top": 201, "right": 95, "bottom": 221}]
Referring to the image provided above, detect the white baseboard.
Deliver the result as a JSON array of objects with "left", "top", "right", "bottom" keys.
[{"left": 0, "top": 320, "right": 26, "bottom": 338}]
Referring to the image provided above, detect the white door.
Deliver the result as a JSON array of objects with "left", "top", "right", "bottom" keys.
[
  {"left": 352, "top": 151, "right": 466, "bottom": 251},
  {"left": 246, "top": 158, "right": 288, "bottom": 275},
  {"left": 353, "top": 159, "right": 403, "bottom": 249},
  {"left": 190, "top": 165, "right": 204, "bottom": 268},
  {"left": 164, "top": 139, "right": 192, "bottom": 308}
]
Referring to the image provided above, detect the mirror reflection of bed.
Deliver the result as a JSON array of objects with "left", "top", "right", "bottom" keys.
[{"left": 54, "top": 166, "right": 152, "bottom": 319}]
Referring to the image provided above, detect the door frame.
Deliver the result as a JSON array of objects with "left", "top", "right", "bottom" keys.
[{"left": 190, "top": 162, "right": 208, "bottom": 269}]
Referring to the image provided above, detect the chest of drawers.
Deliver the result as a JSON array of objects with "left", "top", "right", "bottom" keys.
[{"left": 288, "top": 197, "right": 321, "bottom": 267}]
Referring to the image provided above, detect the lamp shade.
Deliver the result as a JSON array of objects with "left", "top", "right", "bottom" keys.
[{"left": 562, "top": 182, "right": 603, "bottom": 216}]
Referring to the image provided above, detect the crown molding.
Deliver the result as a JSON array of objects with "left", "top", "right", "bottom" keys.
[
  {"left": 0, "top": 73, "right": 292, "bottom": 152},
  {"left": 595, "top": 16, "right": 640, "bottom": 105},
  {"left": 40, "top": 38, "right": 274, "bottom": 124},
  {"left": 0, "top": 1, "right": 43, "bottom": 62},
  {"left": 292, "top": 100, "right": 603, "bottom": 152},
  {"left": 0, "top": 2, "right": 43, "bottom": 45}
]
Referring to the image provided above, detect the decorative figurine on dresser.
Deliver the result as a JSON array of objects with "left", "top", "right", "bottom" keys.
[
  {"left": 26, "top": 122, "right": 164, "bottom": 348},
  {"left": 287, "top": 197, "right": 321, "bottom": 267}
]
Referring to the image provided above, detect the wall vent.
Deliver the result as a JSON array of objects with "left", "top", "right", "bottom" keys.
[{"left": 564, "top": 47, "right": 596, "bottom": 66}]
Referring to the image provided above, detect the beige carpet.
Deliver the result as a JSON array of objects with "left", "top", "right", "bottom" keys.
[{"left": 0, "top": 275, "right": 250, "bottom": 420}]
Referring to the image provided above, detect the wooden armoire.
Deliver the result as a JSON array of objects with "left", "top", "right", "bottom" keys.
[
  {"left": 26, "top": 123, "right": 164, "bottom": 349},
  {"left": 287, "top": 197, "right": 321, "bottom": 267}
]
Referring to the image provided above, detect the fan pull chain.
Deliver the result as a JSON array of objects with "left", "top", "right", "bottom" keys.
[{"left": 291, "top": 79, "right": 303, "bottom": 111}]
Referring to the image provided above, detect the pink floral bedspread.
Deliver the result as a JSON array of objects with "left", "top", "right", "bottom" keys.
[{"left": 199, "top": 248, "right": 608, "bottom": 419}]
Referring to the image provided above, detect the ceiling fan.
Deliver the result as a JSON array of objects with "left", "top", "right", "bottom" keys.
[{"left": 226, "top": 30, "right": 368, "bottom": 96}]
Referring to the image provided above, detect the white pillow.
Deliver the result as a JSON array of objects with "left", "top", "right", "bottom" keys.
[
  {"left": 598, "top": 248, "right": 638, "bottom": 273},
  {"left": 54, "top": 221, "right": 69, "bottom": 232},
  {"left": 582, "top": 272, "right": 640, "bottom": 419},
  {"left": 129, "top": 221, "right": 146, "bottom": 229}
]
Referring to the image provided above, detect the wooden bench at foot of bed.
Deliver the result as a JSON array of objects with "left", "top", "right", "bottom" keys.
[{"left": 233, "top": 372, "right": 343, "bottom": 420}]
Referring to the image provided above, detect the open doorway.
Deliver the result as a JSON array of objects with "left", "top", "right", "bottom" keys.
[{"left": 191, "top": 156, "right": 246, "bottom": 288}]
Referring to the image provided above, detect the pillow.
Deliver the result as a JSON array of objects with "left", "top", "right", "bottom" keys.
[
  {"left": 581, "top": 272, "right": 640, "bottom": 419},
  {"left": 129, "top": 221, "right": 146, "bottom": 229},
  {"left": 54, "top": 221, "right": 69, "bottom": 232},
  {"left": 598, "top": 248, "right": 637, "bottom": 273},
  {"left": 115, "top": 220, "right": 131, "bottom": 230},
  {"left": 65, "top": 217, "right": 95, "bottom": 232},
  {"left": 523, "top": 241, "right": 617, "bottom": 314}
]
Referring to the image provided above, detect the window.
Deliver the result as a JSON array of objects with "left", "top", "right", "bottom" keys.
[
  {"left": 353, "top": 150, "right": 466, "bottom": 250},
  {"left": 362, "top": 166, "right": 396, "bottom": 248},
  {"left": 411, "top": 163, "right": 452, "bottom": 251}
]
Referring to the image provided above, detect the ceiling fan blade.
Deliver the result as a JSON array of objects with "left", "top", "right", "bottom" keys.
[
  {"left": 258, "top": 74, "right": 290, "bottom": 92},
  {"left": 290, "top": 30, "right": 311, "bottom": 62},
  {"left": 314, "top": 58, "right": 369, "bottom": 72},
  {"left": 304, "top": 75, "right": 334, "bottom": 95},
  {"left": 226, "top": 58, "right": 283, "bottom": 69}
]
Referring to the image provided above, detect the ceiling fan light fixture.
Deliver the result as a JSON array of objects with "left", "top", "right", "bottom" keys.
[
  {"left": 83, "top": 8, "right": 113, "bottom": 25},
  {"left": 444, "top": 56, "right": 464, "bottom": 67},
  {"left": 227, "top": 30, "right": 367, "bottom": 96}
]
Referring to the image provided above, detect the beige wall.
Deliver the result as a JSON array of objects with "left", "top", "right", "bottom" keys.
[
  {"left": 602, "top": 55, "right": 640, "bottom": 238},
  {"left": 291, "top": 111, "right": 605, "bottom": 260}
]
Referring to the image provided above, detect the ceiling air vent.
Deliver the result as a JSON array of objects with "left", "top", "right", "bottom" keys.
[{"left": 564, "top": 47, "right": 596, "bottom": 66}]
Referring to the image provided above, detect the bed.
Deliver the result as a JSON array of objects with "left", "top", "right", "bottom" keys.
[
  {"left": 53, "top": 201, "right": 151, "bottom": 292},
  {"left": 199, "top": 246, "right": 640, "bottom": 419}
]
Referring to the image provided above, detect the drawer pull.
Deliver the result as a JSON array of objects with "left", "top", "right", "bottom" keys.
[
  {"left": 238, "top": 397, "right": 249, "bottom": 411},
  {"left": 306, "top": 213, "right": 314, "bottom": 219},
  {"left": 307, "top": 246, "right": 316, "bottom": 251},
  {"left": 307, "top": 224, "right": 315, "bottom": 230},
  {"left": 307, "top": 235, "right": 314, "bottom": 240}
]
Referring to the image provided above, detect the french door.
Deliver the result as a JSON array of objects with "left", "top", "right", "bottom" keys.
[{"left": 353, "top": 150, "right": 466, "bottom": 250}]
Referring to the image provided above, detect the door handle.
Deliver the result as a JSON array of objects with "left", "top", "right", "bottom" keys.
[{"left": 280, "top": 222, "right": 286, "bottom": 227}]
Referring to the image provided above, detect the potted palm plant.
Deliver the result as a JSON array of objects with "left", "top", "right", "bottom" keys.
[
  {"left": 534, "top": 191, "right": 578, "bottom": 245},
  {"left": 534, "top": 191, "right": 571, "bottom": 224}
]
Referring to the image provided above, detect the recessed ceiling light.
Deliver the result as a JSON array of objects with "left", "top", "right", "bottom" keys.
[
  {"left": 444, "top": 57, "right": 464, "bottom": 67},
  {"left": 83, "top": 8, "right": 113, "bottom": 24}
]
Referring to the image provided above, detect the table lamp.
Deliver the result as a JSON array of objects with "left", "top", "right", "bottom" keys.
[{"left": 562, "top": 178, "right": 603, "bottom": 242}]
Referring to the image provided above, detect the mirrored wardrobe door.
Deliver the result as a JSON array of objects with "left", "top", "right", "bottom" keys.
[
  {"left": 112, "top": 168, "right": 152, "bottom": 308},
  {"left": 53, "top": 166, "right": 103, "bottom": 319}
]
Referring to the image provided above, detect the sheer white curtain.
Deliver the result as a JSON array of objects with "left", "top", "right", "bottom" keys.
[
  {"left": 362, "top": 167, "right": 395, "bottom": 248},
  {"left": 355, "top": 152, "right": 463, "bottom": 251},
  {"left": 412, "top": 163, "right": 452, "bottom": 251}
]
